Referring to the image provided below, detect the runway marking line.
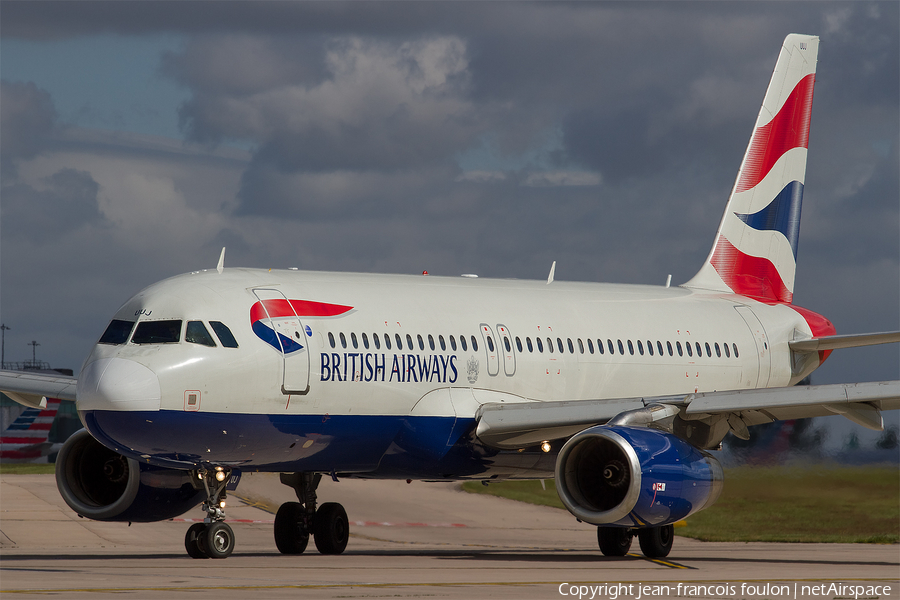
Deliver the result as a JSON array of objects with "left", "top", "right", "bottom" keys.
[{"left": 172, "top": 518, "right": 467, "bottom": 527}]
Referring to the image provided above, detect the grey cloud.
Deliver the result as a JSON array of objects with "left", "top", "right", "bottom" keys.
[
  {"left": 0, "top": 80, "right": 59, "bottom": 178},
  {"left": 1, "top": 168, "right": 102, "bottom": 236}
]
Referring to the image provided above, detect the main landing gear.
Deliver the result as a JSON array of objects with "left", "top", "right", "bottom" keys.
[
  {"left": 185, "top": 467, "right": 235, "bottom": 559},
  {"left": 274, "top": 472, "right": 349, "bottom": 555},
  {"left": 597, "top": 524, "right": 674, "bottom": 558}
]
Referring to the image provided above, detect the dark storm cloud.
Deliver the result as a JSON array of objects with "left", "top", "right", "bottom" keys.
[{"left": 0, "top": 80, "right": 59, "bottom": 178}]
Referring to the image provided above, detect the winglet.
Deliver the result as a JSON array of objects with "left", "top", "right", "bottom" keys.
[
  {"left": 547, "top": 261, "right": 556, "bottom": 285},
  {"left": 217, "top": 247, "right": 226, "bottom": 274}
]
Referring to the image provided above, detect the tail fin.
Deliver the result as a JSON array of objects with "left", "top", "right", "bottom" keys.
[
  {"left": 0, "top": 397, "right": 61, "bottom": 462},
  {"left": 684, "top": 34, "right": 819, "bottom": 303}
]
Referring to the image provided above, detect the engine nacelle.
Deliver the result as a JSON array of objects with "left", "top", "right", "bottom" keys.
[
  {"left": 555, "top": 425, "right": 723, "bottom": 527},
  {"left": 55, "top": 430, "right": 205, "bottom": 522}
]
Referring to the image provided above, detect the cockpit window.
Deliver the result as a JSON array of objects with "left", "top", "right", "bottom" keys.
[
  {"left": 98, "top": 319, "right": 135, "bottom": 345},
  {"left": 210, "top": 321, "right": 239, "bottom": 348},
  {"left": 132, "top": 320, "right": 182, "bottom": 344},
  {"left": 186, "top": 321, "right": 216, "bottom": 347}
]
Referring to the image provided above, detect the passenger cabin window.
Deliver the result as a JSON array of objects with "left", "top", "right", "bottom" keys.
[
  {"left": 471, "top": 336, "right": 478, "bottom": 352},
  {"left": 667, "top": 341, "right": 673, "bottom": 356},
  {"left": 597, "top": 339, "right": 604, "bottom": 355},
  {"left": 99, "top": 319, "right": 135, "bottom": 345},
  {"left": 406, "top": 334, "right": 413, "bottom": 349},
  {"left": 503, "top": 337, "right": 510, "bottom": 352},
  {"left": 328, "top": 332, "right": 336, "bottom": 348},
  {"left": 637, "top": 340, "right": 644, "bottom": 355},
  {"left": 705, "top": 342, "right": 712, "bottom": 357},
  {"left": 714, "top": 342, "right": 721, "bottom": 357},
  {"left": 451, "top": 336, "right": 458, "bottom": 351},
  {"left": 646, "top": 340, "right": 652, "bottom": 356},
  {"left": 732, "top": 343, "right": 739, "bottom": 358},
  {"left": 657, "top": 341, "right": 664, "bottom": 356},
  {"left": 627, "top": 340, "right": 634, "bottom": 355},
  {"left": 352, "top": 332, "right": 359, "bottom": 349},
  {"left": 516, "top": 337, "right": 523, "bottom": 352},
  {"left": 536, "top": 337, "right": 543, "bottom": 352},
  {"left": 527, "top": 337, "right": 533, "bottom": 352},
  {"left": 723, "top": 343, "right": 730, "bottom": 358},
  {"left": 440, "top": 335, "right": 447, "bottom": 351},
  {"left": 676, "top": 342, "right": 683, "bottom": 356},
  {"left": 547, "top": 338, "right": 553, "bottom": 353},
  {"left": 395, "top": 334, "right": 403, "bottom": 350},
  {"left": 210, "top": 321, "right": 239, "bottom": 348},
  {"left": 587, "top": 339, "right": 594, "bottom": 354},
  {"left": 340, "top": 332, "right": 347, "bottom": 349},
  {"left": 373, "top": 333, "right": 381, "bottom": 349},
  {"left": 186, "top": 321, "right": 216, "bottom": 347},
  {"left": 607, "top": 339, "right": 614, "bottom": 354},
  {"left": 577, "top": 339, "right": 584, "bottom": 354},
  {"left": 428, "top": 335, "right": 435, "bottom": 350},
  {"left": 362, "top": 333, "right": 370, "bottom": 349},
  {"left": 132, "top": 320, "right": 182, "bottom": 344},
  {"left": 460, "top": 336, "right": 468, "bottom": 351},
  {"left": 487, "top": 336, "right": 495, "bottom": 352},
  {"left": 686, "top": 342, "right": 692, "bottom": 357},
  {"left": 384, "top": 333, "right": 391, "bottom": 350}
]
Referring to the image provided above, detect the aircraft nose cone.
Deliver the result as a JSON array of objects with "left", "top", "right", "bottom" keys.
[{"left": 77, "top": 357, "right": 161, "bottom": 411}]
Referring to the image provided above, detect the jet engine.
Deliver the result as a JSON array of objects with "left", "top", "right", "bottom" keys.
[
  {"left": 555, "top": 425, "right": 723, "bottom": 526},
  {"left": 55, "top": 430, "right": 205, "bottom": 522}
]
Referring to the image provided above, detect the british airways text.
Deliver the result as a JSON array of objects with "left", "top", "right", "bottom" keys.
[{"left": 320, "top": 353, "right": 459, "bottom": 383}]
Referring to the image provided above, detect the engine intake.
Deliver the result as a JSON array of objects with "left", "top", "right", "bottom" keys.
[
  {"left": 555, "top": 425, "right": 723, "bottom": 527},
  {"left": 56, "top": 430, "right": 204, "bottom": 522}
]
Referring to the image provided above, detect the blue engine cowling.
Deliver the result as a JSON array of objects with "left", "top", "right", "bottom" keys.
[
  {"left": 55, "top": 430, "right": 205, "bottom": 522},
  {"left": 554, "top": 425, "right": 723, "bottom": 527}
]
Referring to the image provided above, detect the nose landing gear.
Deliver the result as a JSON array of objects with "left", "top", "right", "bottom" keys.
[
  {"left": 275, "top": 472, "right": 349, "bottom": 555},
  {"left": 184, "top": 467, "right": 235, "bottom": 559}
]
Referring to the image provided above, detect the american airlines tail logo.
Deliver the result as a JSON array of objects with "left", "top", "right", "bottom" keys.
[{"left": 250, "top": 299, "right": 353, "bottom": 353}]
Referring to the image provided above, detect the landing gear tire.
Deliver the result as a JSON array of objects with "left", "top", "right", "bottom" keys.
[
  {"left": 597, "top": 526, "right": 632, "bottom": 556},
  {"left": 203, "top": 522, "right": 235, "bottom": 559},
  {"left": 185, "top": 523, "right": 209, "bottom": 559},
  {"left": 274, "top": 501, "right": 310, "bottom": 554},
  {"left": 313, "top": 502, "right": 349, "bottom": 555},
  {"left": 638, "top": 524, "right": 674, "bottom": 558}
]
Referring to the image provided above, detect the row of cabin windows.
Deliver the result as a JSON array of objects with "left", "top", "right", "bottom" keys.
[
  {"left": 514, "top": 336, "right": 738, "bottom": 359},
  {"left": 327, "top": 330, "right": 739, "bottom": 360},
  {"left": 98, "top": 319, "right": 239, "bottom": 348},
  {"left": 329, "top": 331, "right": 479, "bottom": 353}
]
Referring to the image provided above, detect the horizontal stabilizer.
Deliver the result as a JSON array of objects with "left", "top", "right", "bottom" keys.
[{"left": 789, "top": 330, "right": 900, "bottom": 352}]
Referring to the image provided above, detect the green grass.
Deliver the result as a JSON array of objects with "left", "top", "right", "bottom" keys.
[
  {"left": 462, "top": 466, "right": 899, "bottom": 543},
  {"left": 0, "top": 463, "right": 56, "bottom": 475}
]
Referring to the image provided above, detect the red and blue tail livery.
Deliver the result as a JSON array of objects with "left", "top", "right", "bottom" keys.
[
  {"left": 687, "top": 34, "right": 818, "bottom": 303},
  {"left": 0, "top": 398, "right": 61, "bottom": 462}
]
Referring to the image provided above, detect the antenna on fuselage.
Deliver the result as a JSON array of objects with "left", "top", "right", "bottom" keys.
[
  {"left": 217, "top": 247, "right": 226, "bottom": 274},
  {"left": 547, "top": 261, "right": 556, "bottom": 285}
]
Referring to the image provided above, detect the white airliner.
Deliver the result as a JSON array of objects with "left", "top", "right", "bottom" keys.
[{"left": 2, "top": 34, "right": 898, "bottom": 560}]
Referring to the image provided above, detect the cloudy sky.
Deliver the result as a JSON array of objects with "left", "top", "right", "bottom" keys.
[{"left": 1, "top": 2, "right": 897, "bottom": 403}]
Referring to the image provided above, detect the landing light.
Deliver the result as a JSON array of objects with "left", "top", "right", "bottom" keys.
[
  {"left": 541, "top": 441, "right": 551, "bottom": 453},
  {"left": 215, "top": 470, "right": 227, "bottom": 482},
  {"left": 219, "top": 500, "right": 226, "bottom": 509}
]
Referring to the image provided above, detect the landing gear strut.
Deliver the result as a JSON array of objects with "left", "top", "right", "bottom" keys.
[
  {"left": 184, "top": 467, "right": 235, "bottom": 559},
  {"left": 275, "top": 472, "right": 349, "bottom": 555}
]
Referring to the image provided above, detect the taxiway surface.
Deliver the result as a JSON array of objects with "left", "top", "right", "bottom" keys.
[{"left": 1, "top": 473, "right": 897, "bottom": 599}]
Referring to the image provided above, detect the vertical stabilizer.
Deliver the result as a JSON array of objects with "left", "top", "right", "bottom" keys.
[{"left": 684, "top": 34, "right": 818, "bottom": 303}]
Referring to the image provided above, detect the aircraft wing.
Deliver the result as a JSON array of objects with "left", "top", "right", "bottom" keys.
[
  {"left": 0, "top": 369, "right": 77, "bottom": 408},
  {"left": 475, "top": 380, "right": 900, "bottom": 449}
]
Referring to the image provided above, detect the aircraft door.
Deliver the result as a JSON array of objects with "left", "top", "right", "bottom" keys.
[
  {"left": 252, "top": 288, "right": 310, "bottom": 394},
  {"left": 735, "top": 306, "right": 771, "bottom": 388},
  {"left": 496, "top": 324, "right": 516, "bottom": 376},
  {"left": 479, "top": 324, "right": 500, "bottom": 376}
]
